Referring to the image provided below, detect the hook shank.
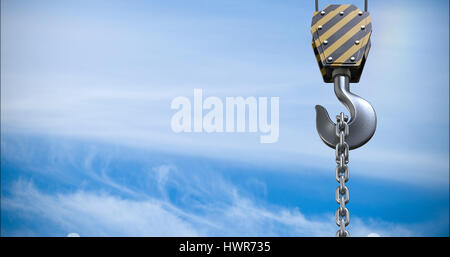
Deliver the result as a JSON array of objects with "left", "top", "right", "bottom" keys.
[{"left": 315, "top": 73, "right": 376, "bottom": 150}]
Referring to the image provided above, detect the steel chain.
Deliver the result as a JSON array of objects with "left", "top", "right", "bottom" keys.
[{"left": 335, "top": 112, "right": 350, "bottom": 237}]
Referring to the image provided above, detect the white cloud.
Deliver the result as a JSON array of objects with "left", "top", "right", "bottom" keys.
[
  {"left": 3, "top": 180, "right": 198, "bottom": 236},
  {"left": 1, "top": 136, "right": 446, "bottom": 236},
  {"left": 2, "top": 168, "right": 425, "bottom": 237}
]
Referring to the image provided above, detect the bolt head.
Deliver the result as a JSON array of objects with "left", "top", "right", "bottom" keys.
[
  {"left": 361, "top": 25, "right": 366, "bottom": 30},
  {"left": 358, "top": 11, "right": 363, "bottom": 15},
  {"left": 327, "top": 56, "right": 333, "bottom": 62},
  {"left": 340, "top": 11, "right": 344, "bottom": 15},
  {"left": 350, "top": 56, "right": 356, "bottom": 61},
  {"left": 355, "top": 40, "right": 360, "bottom": 45},
  {"left": 323, "top": 40, "right": 328, "bottom": 45},
  {"left": 320, "top": 11, "right": 325, "bottom": 15},
  {"left": 318, "top": 25, "right": 323, "bottom": 30}
]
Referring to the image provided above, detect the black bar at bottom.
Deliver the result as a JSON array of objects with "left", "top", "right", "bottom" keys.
[{"left": 0, "top": 237, "right": 448, "bottom": 256}]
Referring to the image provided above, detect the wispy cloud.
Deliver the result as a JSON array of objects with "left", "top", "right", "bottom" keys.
[
  {"left": 2, "top": 163, "right": 432, "bottom": 237},
  {"left": 2, "top": 134, "right": 448, "bottom": 236},
  {"left": 3, "top": 179, "right": 198, "bottom": 236}
]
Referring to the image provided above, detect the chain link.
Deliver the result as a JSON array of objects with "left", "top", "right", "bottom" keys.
[{"left": 335, "top": 112, "right": 350, "bottom": 237}]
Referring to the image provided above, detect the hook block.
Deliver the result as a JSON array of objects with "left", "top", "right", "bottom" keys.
[{"left": 311, "top": 4, "right": 372, "bottom": 83}]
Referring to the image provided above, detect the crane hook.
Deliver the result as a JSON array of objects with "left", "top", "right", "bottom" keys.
[{"left": 315, "top": 69, "right": 376, "bottom": 150}]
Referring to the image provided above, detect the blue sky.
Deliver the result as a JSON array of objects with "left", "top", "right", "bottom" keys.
[{"left": 1, "top": 0, "right": 449, "bottom": 236}]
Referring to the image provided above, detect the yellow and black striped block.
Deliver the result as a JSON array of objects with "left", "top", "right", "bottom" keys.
[{"left": 311, "top": 4, "right": 372, "bottom": 83}]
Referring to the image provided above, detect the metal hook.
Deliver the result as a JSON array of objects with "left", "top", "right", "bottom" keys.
[{"left": 315, "top": 70, "right": 376, "bottom": 150}]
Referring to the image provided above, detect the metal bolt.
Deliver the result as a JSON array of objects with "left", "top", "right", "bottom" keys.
[
  {"left": 318, "top": 25, "right": 323, "bottom": 30},
  {"left": 350, "top": 56, "right": 356, "bottom": 62},
  {"left": 327, "top": 56, "right": 333, "bottom": 62},
  {"left": 324, "top": 40, "right": 328, "bottom": 45},
  {"left": 358, "top": 11, "right": 363, "bottom": 16},
  {"left": 355, "top": 40, "right": 360, "bottom": 45},
  {"left": 321, "top": 11, "right": 325, "bottom": 15},
  {"left": 340, "top": 11, "right": 344, "bottom": 15},
  {"left": 361, "top": 25, "right": 366, "bottom": 30}
]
